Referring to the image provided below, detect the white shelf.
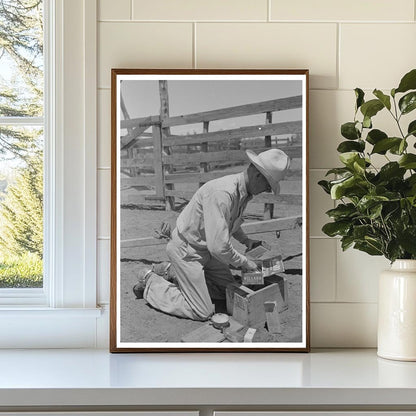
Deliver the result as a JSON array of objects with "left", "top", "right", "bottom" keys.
[{"left": 0, "top": 349, "right": 415, "bottom": 409}]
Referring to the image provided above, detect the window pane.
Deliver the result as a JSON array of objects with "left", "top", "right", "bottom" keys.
[
  {"left": 0, "top": 126, "right": 43, "bottom": 289},
  {"left": 0, "top": 0, "right": 44, "bottom": 291},
  {"left": 0, "top": 0, "right": 44, "bottom": 117}
]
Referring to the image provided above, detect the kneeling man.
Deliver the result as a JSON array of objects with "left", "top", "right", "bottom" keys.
[{"left": 134, "top": 148, "right": 290, "bottom": 321}]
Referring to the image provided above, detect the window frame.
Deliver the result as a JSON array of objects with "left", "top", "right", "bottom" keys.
[{"left": 0, "top": 0, "right": 100, "bottom": 348}]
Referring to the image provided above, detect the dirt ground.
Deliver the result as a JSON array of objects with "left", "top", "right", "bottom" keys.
[{"left": 119, "top": 185, "right": 304, "bottom": 344}]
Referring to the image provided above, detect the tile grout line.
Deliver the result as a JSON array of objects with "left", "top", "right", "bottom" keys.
[
  {"left": 98, "top": 19, "right": 415, "bottom": 24},
  {"left": 267, "top": 0, "right": 271, "bottom": 22},
  {"left": 336, "top": 22, "right": 340, "bottom": 90},
  {"left": 333, "top": 229, "right": 338, "bottom": 303},
  {"left": 311, "top": 301, "right": 378, "bottom": 305},
  {"left": 130, "top": 0, "right": 133, "bottom": 20},
  {"left": 193, "top": 22, "right": 197, "bottom": 68}
]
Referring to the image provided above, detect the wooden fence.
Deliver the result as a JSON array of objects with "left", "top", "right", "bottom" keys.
[{"left": 120, "top": 93, "right": 303, "bottom": 221}]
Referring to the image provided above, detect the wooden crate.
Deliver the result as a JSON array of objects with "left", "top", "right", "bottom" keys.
[{"left": 226, "top": 275, "right": 288, "bottom": 328}]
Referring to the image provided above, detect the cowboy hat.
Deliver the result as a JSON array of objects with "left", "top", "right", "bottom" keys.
[{"left": 246, "top": 148, "right": 290, "bottom": 195}]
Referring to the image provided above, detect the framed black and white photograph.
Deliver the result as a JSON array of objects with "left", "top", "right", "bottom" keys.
[{"left": 110, "top": 69, "right": 309, "bottom": 352}]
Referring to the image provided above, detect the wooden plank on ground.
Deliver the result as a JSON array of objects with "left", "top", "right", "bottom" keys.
[
  {"left": 242, "top": 216, "right": 301, "bottom": 234},
  {"left": 181, "top": 322, "right": 225, "bottom": 343},
  {"left": 121, "top": 237, "right": 168, "bottom": 248},
  {"left": 165, "top": 121, "right": 302, "bottom": 146},
  {"left": 163, "top": 95, "right": 302, "bottom": 127},
  {"left": 120, "top": 216, "right": 302, "bottom": 248}
]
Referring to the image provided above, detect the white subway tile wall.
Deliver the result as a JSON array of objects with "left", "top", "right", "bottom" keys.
[
  {"left": 99, "top": 0, "right": 131, "bottom": 21},
  {"left": 340, "top": 24, "right": 416, "bottom": 90},
  {"left": 98, "top": 89, "right": 111, "bottom": 168},
  {"left": 96, "top": 0, "right": 416, "bottom": 347},
  {"left": 132, "top": 0, "right": 269, "bottom": 21},
  {"left": 309, "top": 170, "right": 334, "bottom": 237},
  {"left": 98, "top": 22, "right": 193, "bottom": 88},
  {"left": 97, "top": 240, "right": 110, "bottom": 305},
  {"left": 98, "top": 169, "right": 111, "bottom": 239},
  {"left": 270, "top": 0, "right": 414, "bottom": 22},
  {"left": 310, "top": 239, "right": 336, "bottom": 302},
  {"left": 196, "top": 23, "right": 338, "bottom": 89}
]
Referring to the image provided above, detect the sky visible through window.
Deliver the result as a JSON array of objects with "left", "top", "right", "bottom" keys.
[{"left": 0, "top": 0, "right": 44, "bottom": 288}]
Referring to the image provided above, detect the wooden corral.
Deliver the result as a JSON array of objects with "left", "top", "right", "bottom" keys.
[
  {"left": 120, "top": 91, "right": 303, "bottom": 206},
  {"left": 119, "top": 84, "right": 304, "bottom": 248}
]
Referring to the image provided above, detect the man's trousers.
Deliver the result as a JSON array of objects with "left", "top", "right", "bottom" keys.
[{"left": 144, "top": 228, "right": 235, "bottom": 320}]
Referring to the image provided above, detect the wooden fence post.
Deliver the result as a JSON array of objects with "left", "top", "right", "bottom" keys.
[
  {"left": 264, "top": 111, "right": 274, "bottom": 220},
  {"left": 159, "top": 80, "right": 175, "bottom": 211},
  {"left": 152, "top": 125, "right": 165, "bottom": 198},
  {"left": 199, "top": 121, "right": 209, "bottom": 188}
]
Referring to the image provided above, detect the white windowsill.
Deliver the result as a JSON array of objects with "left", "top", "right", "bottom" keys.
[
  {"left": 0, "top": 307, "right": 104, "bottom": 348},
  {"left": 0, "top": 307, "right": 102, "bottom": 316},
  {"left": 0, "top": 349, "right": 415, "bottom": 410}
]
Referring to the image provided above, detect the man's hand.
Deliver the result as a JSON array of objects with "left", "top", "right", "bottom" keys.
[
  {"left": 245, "top": 239, "right": 262, "bottom": 251},
  {"left": 155, "top": 221, "right": 172, "bottom": 240},
  {"left": 243, "top": 259, "right": 260, "bottom": 272}
]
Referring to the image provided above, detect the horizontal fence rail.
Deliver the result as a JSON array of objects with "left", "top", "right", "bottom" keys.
[
  {"left": 162, "top": 95, "right": 303, "bottom": 127},
  {"left": 119, "top": 93, "right": 303, "bottom": 224},
  {"left": 166, "top": 121, "right": 302, "bottom": 146},
  {"left": 120, "top": 146, "right": 302, "bottom": 168}
]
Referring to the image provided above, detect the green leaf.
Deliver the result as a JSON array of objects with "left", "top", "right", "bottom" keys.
[
  {"left": 399, "top": 154, "right": 416, "bottom": 169},
  {"left": 407, "top": 120, "right": 416, "bottom": 137},
  {"left": 360, "top": 99, "right": 384, "bottom": 119},
  {"left": 339, "top": 152, "right": 360, "bottom": 167},
  {"left": 357, "top": 195, "right": 389, "bottom": 212},
  {"left": 391, "top": 88, "right": 396, "bottom": 97},
  {"left": 355, "top": 88, "right": 365, "bottom": 110},
  {"left": 330, "top": 175, "right": 364, "bottom": 200},
  {"left": 341, "top": 122, "right": 360, "bottom": 140},
  {"left": 366, "top": 129, "right": 387, "bottom": 145},
  {"left": 398, "top": 227, "right": 416, "bottom": 255},
  {"left": 399, "top": 92, "right": 416, "bottom": 115},
  {"left": 363, "top": 115, "right": 372, "bottom": 129},
  {"left": 373, "top": 89, "right": 391, "bottom": 110},
  {"left": 389, "top": 138, "right": 408, "bottom": 155},
  {"left": 399, "top": 139, "right": 407, "bottom": 155},
  {"left": 395, "top": 68, "right": 416, "bottom": 94},
  {"left": 378, "top": 162, "right": 406, "bottom": 181},
  {"left": 325, "top": 167, "right": 351, "bottom": 176},
  {"left": 386, "top": 240, "right": 402, "bottom": 262},
  {"left": 322, "top": 221, "right": 351, "bottom": 237},
  {"left": 369, "top": 203, "right": 383, "bottom": 220},
  {"left": 341, "top": 235, "right": 355, "bottom": 251},
  {"left": 337, "top": 140, "right": 365, "bottom": 153},
  {"left": 353, "top": 224, "right": 374, "bottom": 240},
  {"left": 326, "top": 203, "right": 356, "bottom": 220},
  {"left": 318, "top": 180, "right": 331, "bottom": 194},
  {"left": 371, "top": 137, "right": 402, "bottom": 154},
  {"left": 353, "top": 158, "right": 366, "bottom": 174},
  {"left": 354, "top": 241, "right": 383, "bottom": 256}
]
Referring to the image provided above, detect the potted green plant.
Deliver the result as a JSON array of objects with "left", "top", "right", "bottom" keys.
[{"left": 319, "top": 68, "right": 416, "bottom": 361}]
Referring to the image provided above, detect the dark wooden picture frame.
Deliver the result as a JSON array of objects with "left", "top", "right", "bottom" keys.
[{"left": 110, "top": 69, "right": 310, "bottom": 352}]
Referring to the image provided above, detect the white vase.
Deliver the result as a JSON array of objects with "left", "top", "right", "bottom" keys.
[{"left": 378, "top": 259, "right": 416, "bottom": 361}]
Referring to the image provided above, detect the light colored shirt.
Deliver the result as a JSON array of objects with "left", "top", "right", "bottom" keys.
[{"left": 176, "top": 172, "right": 252, "bottom": 268}]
